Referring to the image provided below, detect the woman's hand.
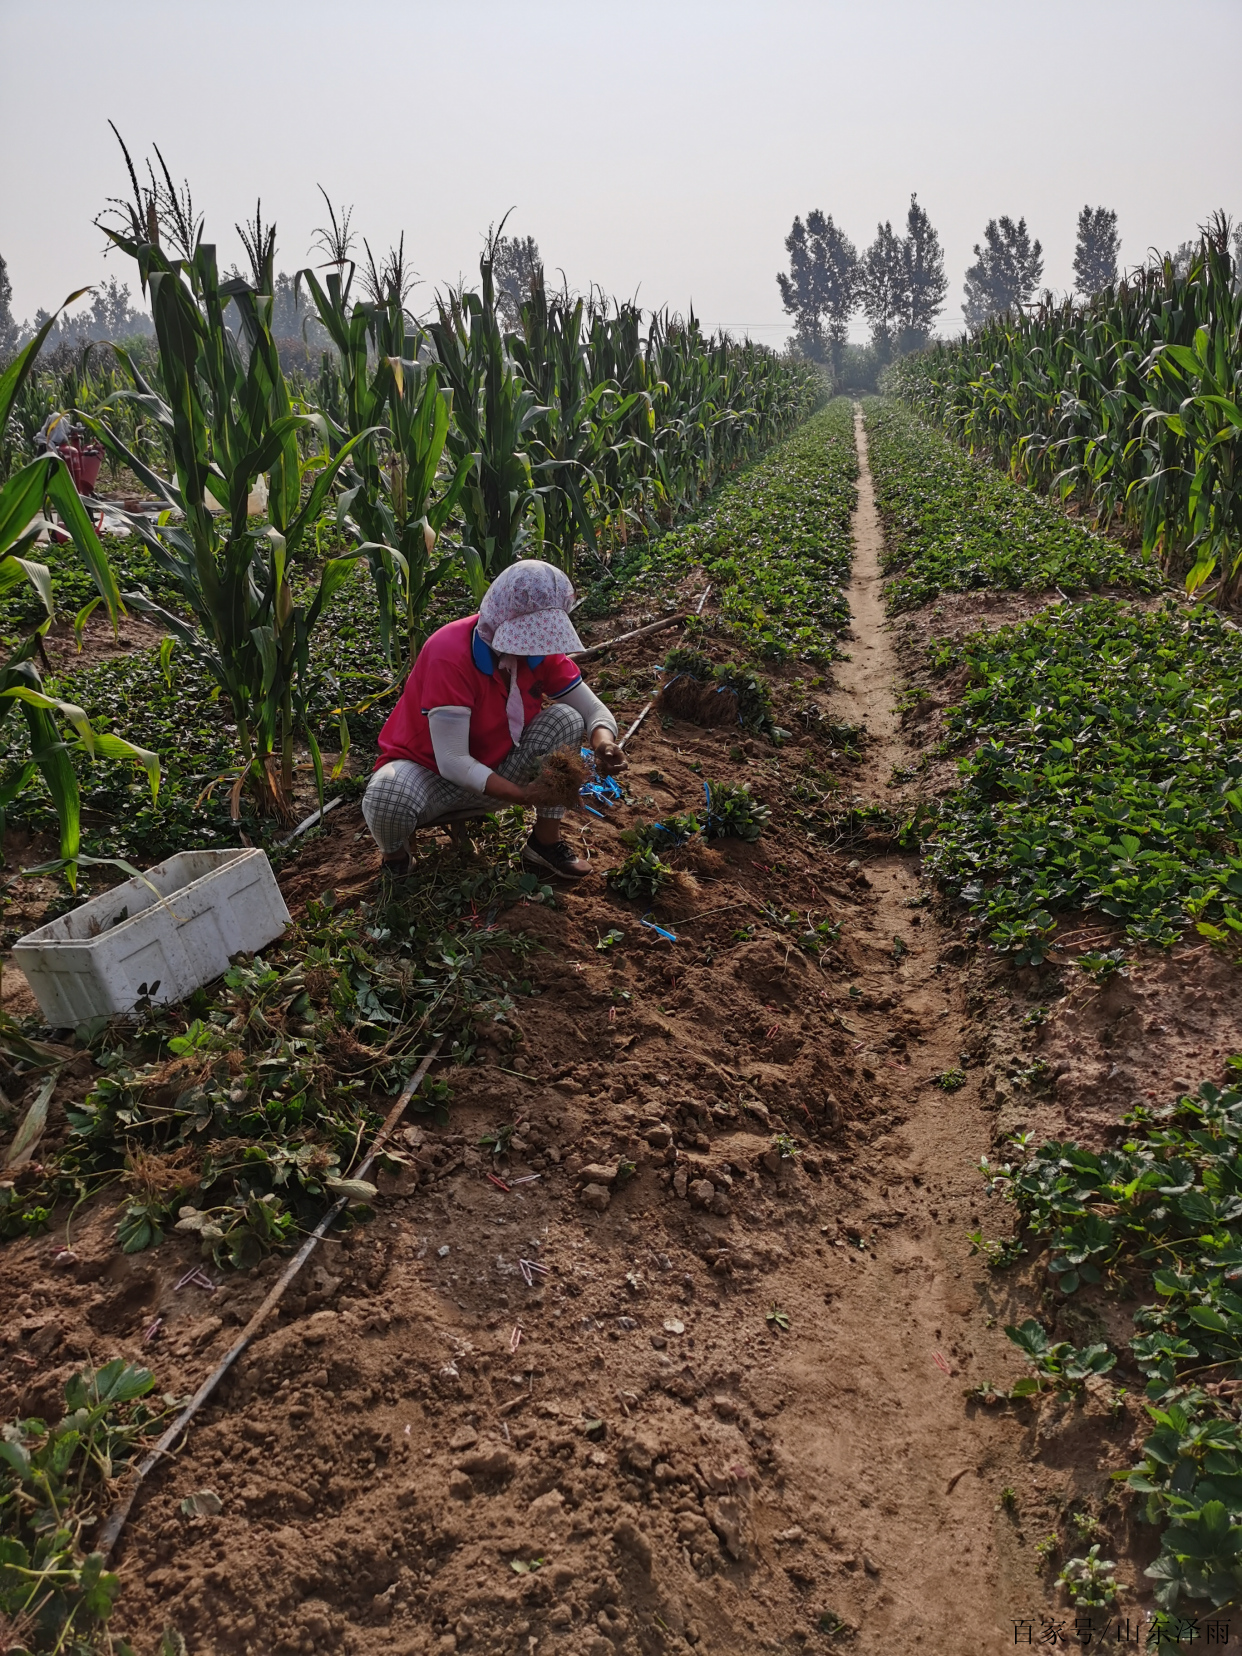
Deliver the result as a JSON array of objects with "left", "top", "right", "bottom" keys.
[
  {"left": 483, "top": 772, "right": 539, "bottom": 806},
  {"left": 591, "top": 733, "right": 627, "bottom": 776}
]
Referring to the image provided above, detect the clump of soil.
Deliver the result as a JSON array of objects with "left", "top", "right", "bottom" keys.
[
  {"left": 651, "top": 866, "right": 702, "bottom": 918},
  {"left": 526, "top": 746, "right": 589, "bottom": 807}
]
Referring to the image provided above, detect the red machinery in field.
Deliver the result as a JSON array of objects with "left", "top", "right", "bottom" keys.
[{"left": 34, "top": 413, "right": 104, "bottom": 496}]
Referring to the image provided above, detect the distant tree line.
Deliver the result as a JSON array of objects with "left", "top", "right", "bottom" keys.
[
  {"left": 0, "top": 257, "right": 154, "bottom": 354},
  {"left": 776, "top": 196, "right": 948, "bottom": 377},
  {"left": 777, "top": 200, "right": 1241, "bottom": 371}
]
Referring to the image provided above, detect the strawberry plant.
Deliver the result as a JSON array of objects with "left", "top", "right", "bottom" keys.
[
  {"left": 619, "top": 812, "right": 704, "bottom": 856},
  {"left": 1003, "top": 1317, "right": 1116, "bottom": 1392},
  {"left": 702, "top": 780, "right": 770, "bottom": 843},
  {"left": 987, "top": 1079, "right": 1242, "bottom": 1616},
  {"left": 606, "top": 848, "right": 672, "bottom": 901},
  {"left": 0, "top": 1361, "right": 167, "bottom": 1654},
  {"left": 662, "top": 646, "right": 776, "bottom": 734}
]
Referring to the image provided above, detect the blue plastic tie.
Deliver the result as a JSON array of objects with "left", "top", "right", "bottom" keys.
[
  {"left": 640, "top": 913, "right": 678, "bottom": 943},
  {"left": 578, "top": 746, "right": 624, "bottom": 811}
]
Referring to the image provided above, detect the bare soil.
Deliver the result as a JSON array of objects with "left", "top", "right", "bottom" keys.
[
  {"left": 41, "top": 609, "right": 168, "bottom": 674},
  {"left": 5, "top": 408, "right": 1237, "bottom": 1653}
]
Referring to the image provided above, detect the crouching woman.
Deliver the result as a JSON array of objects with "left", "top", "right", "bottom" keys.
[{"left": 362, "top": 561, "right": 624, "bottom": 880}]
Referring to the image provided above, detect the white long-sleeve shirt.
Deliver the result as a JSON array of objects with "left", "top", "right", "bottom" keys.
[{"left": 427, "top": 680, "right": 618, "bottom": 792}]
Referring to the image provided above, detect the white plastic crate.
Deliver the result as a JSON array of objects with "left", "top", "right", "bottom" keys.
[{"left": 12, "top": 849, "right": 290, "bottom": 1027}]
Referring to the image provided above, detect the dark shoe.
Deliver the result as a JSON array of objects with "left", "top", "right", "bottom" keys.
[
  {"left": 522, "top": 834, "right": 589, "bottom": 880},
  {"left": 380, "top": 850, "right": 411, "bottom": 879}
]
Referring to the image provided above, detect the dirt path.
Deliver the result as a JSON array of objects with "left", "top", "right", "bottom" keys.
[{"left": 771, "top": 407, "right": 1044, "bottom": 1649}]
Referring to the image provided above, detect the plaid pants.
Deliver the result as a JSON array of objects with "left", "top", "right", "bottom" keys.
[{"left": 361, "top": 703, "right": 584, "bottom": 854}]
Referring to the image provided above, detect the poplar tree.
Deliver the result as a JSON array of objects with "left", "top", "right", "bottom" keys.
[
  {"left": 962, "top": 216, "right": 1044, "bottom": 327},
  {"left": 1073, "top": 205, "right": 1120, "bottom": 296},
  {"left": 898, "top": 194, "right": 948, "bottom": 349},
  {"left": 0, "top": 253, "right": 17, "bottom": 356},
  {"left": 776, "top": 210, "right": 857, "bottom": 377},
  {"left": 858, "top": 220, "right": 905, "bottom": 357}
]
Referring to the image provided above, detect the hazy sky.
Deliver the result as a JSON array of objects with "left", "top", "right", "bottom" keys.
[{"left": 3, "top": 0, "right": 1239, "bottom": 345}]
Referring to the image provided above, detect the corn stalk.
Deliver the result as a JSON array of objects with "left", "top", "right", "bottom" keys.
[
  {"left": 298, "top": 266, "right": 471, "bottom": 669},
  {"left": 0, "top": 301, "right": 158, "bottom": 884},
  {"left": 512, "top": 271, "right": 647, "bottom": 574},
  {"left": 425, "top": 246, "right": 546, "bottom": 600},
  {"left": 86, "top": 155, "right": 373, "bottom": 819}
]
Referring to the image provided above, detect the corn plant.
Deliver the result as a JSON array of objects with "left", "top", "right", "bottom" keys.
[
  {"left": 583, "top": 296, "right": 657, "bottom": 543},
  {"left": 0, "top": 302, "right": 158, "bottom": 881},
  {"left": 299, "top": 247, "right": 471, "bottom": 668},
  {"left": 425, "top": 242, "right": 546, "bottom": 598},
  {"left": 511, "top": 271, "right": 646, "bottom": 573},
  {"left": 890, "top": 214, "right": 1242, "bottom": 603},
  {"left": 85, "top": 144, "right": 372, "bottom": 818}
]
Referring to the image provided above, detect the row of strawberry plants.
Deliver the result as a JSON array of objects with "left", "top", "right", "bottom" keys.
[
  {"left": 920, "top": 598, "right": 1242, "bottom": 959},
  {"left": 863, "top": 398, "right": 1161, "bottom": 612},
  {"left": 988, "top": 1077, "right": 1242, "bottom": 1630},
  {"left": 601, "top": 396, "right": 857, "bottom": 664}
]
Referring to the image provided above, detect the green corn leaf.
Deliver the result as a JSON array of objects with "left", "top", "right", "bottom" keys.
[
  {"left": 0, "top": 288, "right": 90, "bottom": 429},
  {"left": 306, "top": 727, "right": 326, "bottom": 820},
  {"left": 4, "top": 1073, "right": 58, "bottom": 1169},
  {"left": 43, "top": 464, "right": 125, "bottom": 630}
]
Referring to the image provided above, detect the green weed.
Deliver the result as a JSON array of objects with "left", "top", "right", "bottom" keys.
[
  {"left": 966, "top": 1230, "right": 1024, "bottom": 1268},
  {"left": 1057, "top": 1545, "right": 1119, "bottom": 1609}
]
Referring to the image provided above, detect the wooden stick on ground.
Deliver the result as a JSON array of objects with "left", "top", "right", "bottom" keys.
[
  {"left": 571, "top": 613, "right": 686, "bottom": 661},
  {"left": 96, "top": 1038, "right": 444, "bottom": 1561},
  {"left": 619, "top": 699, "right": 656, "bottom": 750}
]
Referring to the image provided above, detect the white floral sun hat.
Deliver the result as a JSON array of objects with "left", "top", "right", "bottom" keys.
[{"left": 477, "top": 560, "right": 583, "bottom": 656}]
